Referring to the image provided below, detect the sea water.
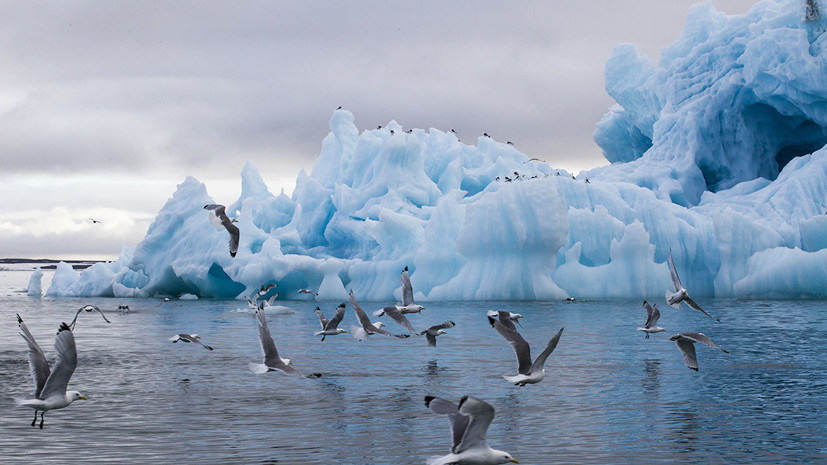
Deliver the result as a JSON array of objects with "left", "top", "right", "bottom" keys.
[{"left": 0, "top": 267, "right": 824, "bottom": 464}]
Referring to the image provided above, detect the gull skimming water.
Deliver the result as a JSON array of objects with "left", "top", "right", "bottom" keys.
[
  {"left": 314, "top": 304, "right": 348, "bottom": 340},
  {"left": 665, "top": 251, "right": 719, "bottom": 321},
  {"left": 669, "top": 332, "right": 728, "bottom": 371},
  {"left": 637, "top": 301, "right": 665, "bottom": 338},
  {"left": 488, "top": 310, "right": 563, "bottom": 386}
]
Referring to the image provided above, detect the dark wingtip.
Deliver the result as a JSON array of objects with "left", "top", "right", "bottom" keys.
[
  {"left": 458, "top": 395, "right": 469, "bottom": 408},
  {"left": 690, "top": 367, "right": 699, "bottom": 372},
  {"left": 424, "top": 395, "right": 435, "bottom": 407},
  {"left": 16, "top": 313, "right": 22, "bottom": 324},
  {"left": 230, "top": 252, "right": 237, "bottom": 258},
  {"left": 487, "top": 315, "right": 497, "bottom": 327},
  {"left": 404, "top": 266, "right": 408, "bottom": 271},
  {"left": 722, "top": 349, "right": 730, "bottom": 354},
  {"left": 58, "top": 322, "right": 71, "bottom": 332}
]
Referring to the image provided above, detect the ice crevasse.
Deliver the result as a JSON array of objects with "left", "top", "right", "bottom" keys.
[{"left": 44, "top": 0, "right": 827, "bottom": 300}]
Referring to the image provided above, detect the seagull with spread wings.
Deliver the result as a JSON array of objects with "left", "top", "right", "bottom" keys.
[
  {"left": 69, "top": 305, "right": 111, "bottom": 329},
  {"left": 314, "top": 304, "right": 348, "bottom": 341},
  {"left": 16, "top": 314, "right": 87, "bottom": 428},
  {"left": 424, "top": 395, "right": 519, "bottom": 465},
  {"left": 669, "top": 332, "right": 728, "bottom": 371},
  {"left": 204, "top": 203, "right": 240, "bottom": 257},
  {"left": 349, "top": 290, "right": 410, "bottom": 341},
  {"left": 488, "top": 310, "right": 564, "bottom": 386},
  {"left": 637, "top": 301, "right": 665, "bottom": 339},
  {"left": 665, "top": 250, "right": 720, "bottom": 321},
  {"left": 419, "top": 321, "right": 455, "bottom": 347}
]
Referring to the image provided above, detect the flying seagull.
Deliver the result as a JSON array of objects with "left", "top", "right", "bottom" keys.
[
  {"left": 669, "top": 332, "right": 728, "bottom": 371},
  {"left": 169, "top": 333, "right": 214, "bottom": 350},
  {"left": 158, "top": 297, "right": 181, "bottom": 307},
  {"left": 89, "top": 218, "right": 102, "bottom": 224},
  {"left": 69, "top": 305, "right": 111, "bottom": 329},
  {"left": 250, "top": 306, "right": 300, "bottom": 375},
  {"left": 204, "top": 204, "right": 240, "bottom": 257},
  {"left": 298, "top": 288, "right": 319, "bottom": 296},
  {"left": 349, "top": 290, "right": 410, "bottom": 341},
  {"left": 665, "top": 251, "right": 719, "bottom": 321},
  {"left": 374, "top": 266, "right": 425, "bottom": 317},
  {"left": 16, "top": 314, "right": 87, "bottom": 428},
  {"left": 486, "top": 310, "right": 524, "bottom": 327},
  {"left": 314, "top": 304, "right": 348, "bottom": 341},
  {"left": 488, "top": 310, "right": 564, "bottom": 386},
  {"left": 424, "top": 395, "right": 519, "bottom": 465},
  {"left": 420, "top": 321, "right": 455, "bottom": 347},
  {"left": 637, "top": 301, "right": 665, "bottom": 339}
]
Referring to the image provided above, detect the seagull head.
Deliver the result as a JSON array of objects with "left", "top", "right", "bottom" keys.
[
  {"left": 494, "top": 451, "right": 519, "bottom": 463},
  {"left": 68, "top": 391, "right": 87, "bottom": 402}
]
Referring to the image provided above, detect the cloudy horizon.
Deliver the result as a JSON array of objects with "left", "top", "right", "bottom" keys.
[{"left": 0, "top": 1, "right": 758, "bottom": 260}]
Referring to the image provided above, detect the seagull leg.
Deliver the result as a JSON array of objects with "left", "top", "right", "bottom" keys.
[
  {"left": 645, "top": 333, "right": 650, "bottom": 340},
  {"left": 39, "top": 412, "right": 45, "bottom": 429},
  {"left": 31, "top": 411, "right": 38, "bottom": 427}
]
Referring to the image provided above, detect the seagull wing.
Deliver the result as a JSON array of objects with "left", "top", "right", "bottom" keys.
[
  {"left": 255, "top": 307, "right": 282, "bottom": 368},
  {"left": 643, "top": 301, "right": 658, "bottom": 327},
  {"left": 667, "top": 250, "right": 683, "bottom": 292},
  {"left": 529, "top": 327, "right": 564, "bottom": 373},
  {"left": 204, "top": 204, "right": 240, "bottom": 257},
  {"left": 682, "top": 332, "right": 728, "bottom": 353},
  {"left": 38, "top": 323, "right": 78, "bottom": 400},
  {"left": 17, "top": 314, "right": 51, "bottom": 398},
  {"left": 491, "top": 317, "right": 532, "bottom": 375},
  {"left": 455, "top": 396, "right": 495, "bottom": 453},
  {"left": 425, "top": 396, "right": 470, "bottom": 454},
  {"left": 673, "top": 336, "right": 699, "bottom": 371},
  {"left": 349, "top": 291, "right": 394, "bottom": 337},
  {"left": 683, "top": 297, "right": 720, "bottom": 322},
  {"left": 381, "top": 306, "right": 417, "bottom": 334},
  {"left": 325, "top": 304, "right": 346, "bottom": 330},
  {"left": 400, "top": 267, "right": 414, "bottom": 306},
  {"left": 314, "top": 307, "right": 329, "bottom": 329}
]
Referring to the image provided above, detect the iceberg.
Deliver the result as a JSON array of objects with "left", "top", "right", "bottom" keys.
[{"left": 45, "top": 0, "right": 827, "bottom": 300}]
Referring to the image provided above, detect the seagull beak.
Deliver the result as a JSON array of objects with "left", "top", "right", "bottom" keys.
[
  {"left": 79, "top": 396, "right": 88, "bottom": 400},
  {"left": 510, "top": 460, "right": 519, "bottom": 463},
  {"left": 342, "top": 329, "right": 349, "bottom": 333}
]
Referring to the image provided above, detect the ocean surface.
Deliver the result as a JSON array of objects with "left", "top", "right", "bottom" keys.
[{"left": 0, "top": 266, "right": 825, "bottom": 464}]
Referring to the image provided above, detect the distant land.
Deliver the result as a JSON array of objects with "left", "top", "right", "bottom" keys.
[{"left": 0, "top": 258, "right": 103, "bottom": 270}]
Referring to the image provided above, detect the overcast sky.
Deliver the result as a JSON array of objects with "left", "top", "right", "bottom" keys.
[{"left": 0, "top": 1, "right": 758, "bottom": 260}]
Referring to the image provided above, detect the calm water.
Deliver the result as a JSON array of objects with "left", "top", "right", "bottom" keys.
[{"left": 0, "top": 268, "right": 825, "bottom": 464}]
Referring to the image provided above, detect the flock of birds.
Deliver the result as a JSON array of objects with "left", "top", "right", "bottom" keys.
[{"left": 16, "top": 207, "right": 729, "bottom": 464}]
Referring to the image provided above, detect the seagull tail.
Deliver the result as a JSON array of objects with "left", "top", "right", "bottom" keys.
[{"left": 248, "top": 363, "right": 269, "bottom": 374}]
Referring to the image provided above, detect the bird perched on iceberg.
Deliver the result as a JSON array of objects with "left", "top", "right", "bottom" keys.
[
  {"left": 665, "top": 251, "right": 719, "bottom": 321},
  {"left": 424, "top": 395, "right": 519, "bottom": 464},
  {"left": 204, "top": 203, "right": 240, "bottom": 257},
  {"left": 669, "top": 332, "right": 728, "bottom": 371},
  {"left": 637, "top": 301, "right": 665, "bottom": 338},
  {"left": 488, "top": 310, "right": 563, "bottom": 386},
  {"left": 16, "top": 314, "right": 87, "bottom": 428}
]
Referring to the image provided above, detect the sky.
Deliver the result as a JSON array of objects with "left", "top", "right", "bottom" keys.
[{"left": 0, "top": 0, "right": 759, "bottom": 260}]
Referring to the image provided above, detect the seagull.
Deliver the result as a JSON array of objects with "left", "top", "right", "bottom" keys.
[
  {"left": 424, "top": 395, "right": 519, "bottom": 465},
  {"left": 665, "top": 251, "right": 719, "bottom": 321},
  {"left": 488, "top": 310, "right": 564, "bottom": 386},
  {"left": 637, "top": 301, "right": 665, "bottom": 339},
  {"left": 16, "top": 314, "right": 87, "bottom": 429},
  {"left": 349, "top": 291, "right": 410, "bottom": 341},
  {"left": 486, "top": 310, "right": 524, "bottom": 327},
  {"left": 68, "top": 305, "right": 111, "bottom": 329},
  {"left": 158, "top": 297, "right": 181, "bottom": 307},
  {"left": 204, "top": 204, "right": 240, "bottom": 257},
  {"left": 669, "top": 332, "right": 728, "bottom": 371},
  {"left": 523, "top": 157, "right": 546, "bottom": 164},
  {"left": 250, "top": 306, "right": 299, "bottom": 375},
  {"left": 298, "top": 288, "right": 318, "bottom": 296},
  {"left": 117, "top": 304, "right": 130, "bottom": 313},
  {"left": 420, "top": 321, "right": 455, "bottom": 347},
  {"left": 89, "top": 218, "right": 102, "bottom": 224},
  {"left": 169, "top": 333, "right": 214, "bottom": 350},
  {"left": 374, "top": 266, "right": 425, "bottom": 317},
  {"left": 314, "top": 304, "right": 348, "bottom": 341}
]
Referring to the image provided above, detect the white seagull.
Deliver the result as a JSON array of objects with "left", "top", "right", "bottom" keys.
[
  {"left": 419, "top": 321, "right": 455, "bottom": 347},
  {"left": 169, "top": 333, "right": 214, "bottom": 350},
  {"left": 314, "top": 304, "right": 348, "bottom": 341},
  {"left": 373, "top": 266, "right": 425, "bottom": 317},
  {"left": 488, "top": 310, "right": 564, "bottom": 386},
  {"left": 637, "top": 301, "right": 665, "bottom": 339},
  {"left": 424, "top": 395, "right": 519, "bottom": 465},
  {"left": 665, "top": 251, "right": 719, "bottom": 322},
  {"left": 298, "top": 288, "right": 319, "bottom": 296},
  {"left": 669, "top": 332, "right": 728, "bottom": 371},
  {"left": 486, "top": 310, "right": 524, "bottom": 327},
  {"left": 158, "top": 297, "right": 181, "bottom": 307},
  {"left": 69, "top": 305, "right": 111, "bottom": 329},
  {"left": 250, "top": 306, "right": 300, "bottom": 375},
  {"left": 17, "top": 314, "right": 87, "bottom": 428},
  {"left": 349, "top": 290, "right": 410, "bottom": 341},
  {"left": 204, "top": 203, "right": 240, "bottom": 257}
]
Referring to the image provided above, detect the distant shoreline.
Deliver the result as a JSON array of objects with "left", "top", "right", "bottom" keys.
[{"left": 0, "top": 258, "right": 104, "bottom": 270}]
